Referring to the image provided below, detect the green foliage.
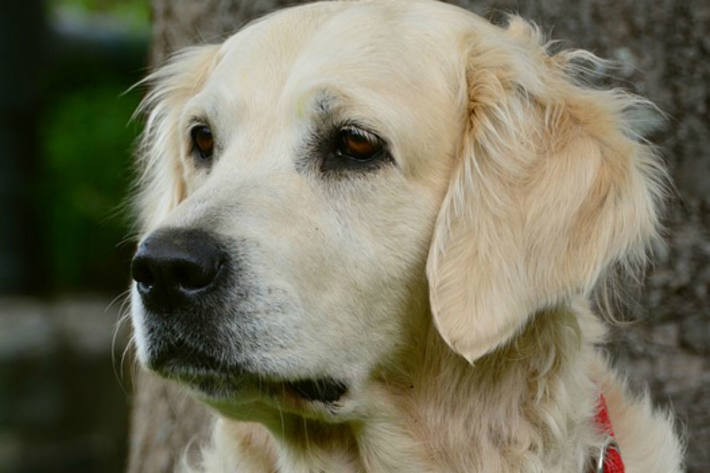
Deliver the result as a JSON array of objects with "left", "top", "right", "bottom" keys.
[
  {"left": 40, "top": 85, "right": 141, "bottom": 291},
  {"left": 48, "top": 0, "right": 150, "bottom": 31}
]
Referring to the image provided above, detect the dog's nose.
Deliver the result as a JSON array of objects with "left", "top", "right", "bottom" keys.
[{"left": 131, "top": 228, "right": 226, "bottom": 311}]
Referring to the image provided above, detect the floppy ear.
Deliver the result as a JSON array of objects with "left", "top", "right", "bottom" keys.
[
  {"left": 133, "top": 44, "right": 220, "bottom": 231},
  {"left": 426, "top": 18, "right": 666, "bottom": 363}
]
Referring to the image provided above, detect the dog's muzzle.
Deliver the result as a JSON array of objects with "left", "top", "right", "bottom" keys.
[
  {"left": 130, "top": 227, "right": 350, "bottom": 404},
  {"left": 130, "top": 226, "right": 240, "bottom": 382}
]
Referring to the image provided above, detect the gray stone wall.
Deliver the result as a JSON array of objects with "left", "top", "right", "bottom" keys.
[{"left": 129, "top": 1, "right": 709, "bottom": 471}]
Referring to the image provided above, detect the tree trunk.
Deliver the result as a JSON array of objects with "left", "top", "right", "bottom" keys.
[{"left": 127, "top": 1, "right": 709, "bottom": 472}]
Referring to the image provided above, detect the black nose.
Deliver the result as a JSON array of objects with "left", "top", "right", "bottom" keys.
[{"left": 131, "top": 228, "right": 226, "bottom": 311}]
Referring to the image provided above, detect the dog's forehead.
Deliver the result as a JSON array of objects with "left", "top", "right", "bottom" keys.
[
  {"left": 206, "top": 1, "right": 475, "bottom": 106},
  {"left": 191, "top": 1, "right": 504, "bottom": 176}
]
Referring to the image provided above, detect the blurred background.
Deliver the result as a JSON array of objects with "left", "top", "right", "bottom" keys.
[
  {"left": 0, "top": 1, "right": 708, "bottom": 473},
  {"left": 0, "top": 0, "right": 149, "bottom": 471}
]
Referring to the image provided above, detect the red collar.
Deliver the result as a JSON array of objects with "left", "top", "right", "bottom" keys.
[{"left": 593, "top": 394, "right": 625, "bottom": 473}]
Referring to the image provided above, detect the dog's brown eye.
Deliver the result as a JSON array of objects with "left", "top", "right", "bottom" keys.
[
  {"left": 318, "top": 124, "right": 391, "bottom": 174},
  {"left": 191, "top": 125, "right": 214, "bottom": 160},
  {"left": 336, "top": 127, "right": 382, "bottom": 161}
]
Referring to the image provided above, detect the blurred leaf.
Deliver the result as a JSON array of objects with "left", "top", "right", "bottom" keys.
[
  {"left": 39, "top": 85, "right": 141, "bottom": 291},
  {"left": 48, "top": 0, "right": 151, "bottom": 31}
]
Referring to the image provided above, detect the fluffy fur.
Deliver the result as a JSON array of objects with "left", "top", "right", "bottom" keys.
[{"left": 130, "top": 1, "right": 684, "bottom": 472}]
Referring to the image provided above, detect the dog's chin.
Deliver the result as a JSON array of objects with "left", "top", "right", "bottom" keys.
[{"left": 145, "top": 345, "right": 349, "bottom": 407}]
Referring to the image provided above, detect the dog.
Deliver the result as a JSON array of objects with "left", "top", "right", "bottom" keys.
[{"left": 129, "top": 1, "right": 684, "bottom": 472}]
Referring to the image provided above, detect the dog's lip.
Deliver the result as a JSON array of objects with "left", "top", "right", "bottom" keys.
[
  {"left": 150, "top": 355, "right": 254, "bottom": 401},
  {"left": 284, "top": 378, "right": 348, "bottom": 403},
  {"left": 148, "top": 342, "right": 241, "bottom": 375},
  {"left": 148, "top": 345, "right": 349, "bottom": 403}
]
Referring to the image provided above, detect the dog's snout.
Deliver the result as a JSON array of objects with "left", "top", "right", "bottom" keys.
[{"left": 131, "top": 228, "right": 226, "bottom": 311}]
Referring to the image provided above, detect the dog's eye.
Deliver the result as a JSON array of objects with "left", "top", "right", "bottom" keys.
[
  {"left": 191, "top": 125, "right": 214, "bottom": 160},
  {"left": 335, "top": 126, "right": 383, "bottom": 162},
  {"left": 318, "top": 124, "right": 391, "bottom": 174}
]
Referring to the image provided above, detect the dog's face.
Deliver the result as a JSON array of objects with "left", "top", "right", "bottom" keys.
[
  {"left": 131, "top": 1, "right": 465, "bottom": 416},
  {"left": 130, "top": 0, "right": 662, "bottom": 420}
]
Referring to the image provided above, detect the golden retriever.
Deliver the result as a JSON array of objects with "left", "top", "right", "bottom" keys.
[{"left": 129, "top": 1, "right": 684, "bottom": 472}]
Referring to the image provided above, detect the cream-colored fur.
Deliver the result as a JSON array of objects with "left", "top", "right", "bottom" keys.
[{"left": 130, "top": 1, "right": 684, "bottom": 472}]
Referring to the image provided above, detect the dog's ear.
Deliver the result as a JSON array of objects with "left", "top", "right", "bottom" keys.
[
  {"left": 426, "top": 18, "right": 666, "bottom": 363},
  {"left": 133, "top": 45, "right": 220, "bottom": 231}
]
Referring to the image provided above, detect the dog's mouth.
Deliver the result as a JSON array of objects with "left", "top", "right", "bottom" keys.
[
  {"left": 149, "top": 342, "right": 236, "bottom": 374},
  {"left": 285, "top": 378, "right": 348, "bottom": 403},
  {"left": 147, "top": 344, "right": 348, "bottom": 404}
]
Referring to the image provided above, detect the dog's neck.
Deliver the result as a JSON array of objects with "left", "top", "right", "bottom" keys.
[
  {"left": 216, "top": 300, "right": 605, "bottom": 473},
  {"left": 385, "top": 302, "right": 603, "bottom": 472}
]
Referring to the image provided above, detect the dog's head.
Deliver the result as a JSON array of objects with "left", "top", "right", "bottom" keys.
[{"left": 130, "top": 0, "right": 663, "bottom": 420}]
